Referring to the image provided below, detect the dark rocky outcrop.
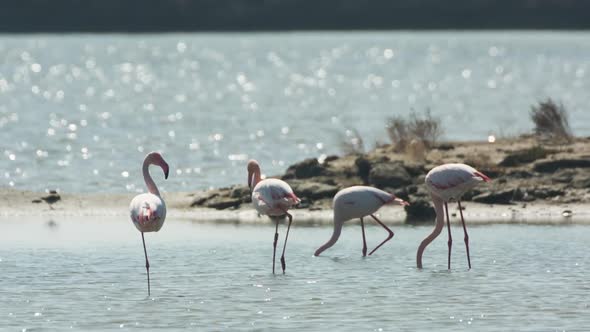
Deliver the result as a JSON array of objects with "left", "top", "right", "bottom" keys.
[
  {"left": 188, "top": 136, "right": 590, "bottom": 216},
  {"left": 205, "top": 197, "right": 243, "bottom": 210},
  {"left": 472, "top": 188, "right": 522, "bottom": 204},
  {"left": 533, "top": 159, "right": 590, "bottom": 173},
  {"left": 528, "top": 187, "right": 565, "bottom": 199},
  {"left": 404, "top": 197, "right": 436, "bottom": 223},
  {"left": 355, "top": 156, "right": 372, "bottom": 184},
  {"left": 572, "top": 173, "right": 590, "bottom": 188},
  {"left": 552, "top": 169, "right": 576, "bottom": 183},
  {"left": 283, "top": 158, "right": 325, "bottom": 179},
  {"left": 289, "top": 180, "right": 340, "bottom": 200},
  {"left": 499, "top": 146, "right": 554, "bottom": 167},
  {"left": 368, "top": 162, "right": 412, "bottom": 188}
]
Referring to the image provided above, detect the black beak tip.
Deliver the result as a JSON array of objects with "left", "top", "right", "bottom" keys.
[{"left": 164, "top": 169, "right": 169, "bottom": 179}]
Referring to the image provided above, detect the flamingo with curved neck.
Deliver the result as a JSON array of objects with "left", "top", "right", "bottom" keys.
[
  {"left": 129, "top": 152, "right": 170, "bottom": 296},
  {"left": 417, "top": 163, "right": 491, "bottom": 269},
  {"left": 248, "top": 159, "right": 300, "bottom": 274},
  {"left": 314, "top": 186, "right": 409, "bottom": 257}
]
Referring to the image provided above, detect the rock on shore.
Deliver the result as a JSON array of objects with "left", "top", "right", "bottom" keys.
[{"left": 189, "top": 136, "right": 590, "bottom": 222}]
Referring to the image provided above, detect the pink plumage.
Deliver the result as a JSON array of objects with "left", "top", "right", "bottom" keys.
[
  {"left": 251, "top": 178, "right": 300, "bottom": 217},
  {"left": 418, "top": 163, "right": 491, "bottom": 270},
  {"left": 425, "top": 163, "right": 491, "bottom": 202},
  {"left": 129, "top": 152, "right": 169, "bottom": 296},
  {"left": 314, "top": 186, "right": 408, "bottom": 257},
  {"left": 247, "top": 160, "right": 300, "bottom": 274}
]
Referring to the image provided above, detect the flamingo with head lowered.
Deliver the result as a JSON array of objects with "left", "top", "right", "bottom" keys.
[
  {"left": 314, "top": 186, "right": 409, "bottom": 257},
  {"left": 417, "top": 163, "right": 491, "bottom": 270},
  {"left": 129, "top": 152, "right": 170, "bottom": 296},
  {"left": 248, "top": 159, "right": 300, "bottom": 274}
]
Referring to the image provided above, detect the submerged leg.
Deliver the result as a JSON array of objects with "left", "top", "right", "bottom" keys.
[
  {"left": 368, "top": 214, "right": 394, "bottom": 256},
  {"left": 458, "top": 201, "right": 471, "bottom": 269},
  {"left": 280, "top": 213, "right": 293, "bottom": 274},
  {"left": 272, "top": 218, "right": 279, "bottom": 274},
  {"left": 141, "top": 232, "right": 151, "bottom": 296},
  {"left": 444, "top": 202, "right": 452, "bottom": 270},
  {"left": 360, "top": 217, "right": 367, "bottom": 257}
]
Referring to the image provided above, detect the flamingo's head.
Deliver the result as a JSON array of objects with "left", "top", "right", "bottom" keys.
[
  {"left": 147, "top": 151, "right": 169, "bottom": 179},
  {"left": 392, "top": 196, "right": 410, "bottom": 206},
  {"left": 474, "top": 171, "right": 491, "bottom": 183},
  {"left": 247, "top": 159, "right": 261, "bottom": 190}
]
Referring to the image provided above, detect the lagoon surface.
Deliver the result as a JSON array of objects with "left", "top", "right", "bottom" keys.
[
  {"left": 1, "top": 218, "right": 588, "bottom": 331},
  {"left": 1, "top": 32, "right": 590, "bottom": 193}
]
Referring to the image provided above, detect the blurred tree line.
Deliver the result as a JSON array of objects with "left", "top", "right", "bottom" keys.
[{"left": 1, "top": 0, "right": 589, "bottom": 32}]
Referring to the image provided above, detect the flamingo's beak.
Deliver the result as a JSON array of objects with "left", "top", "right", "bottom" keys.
[
  {"left": 247, "top": 171, "right": 253, "bottom": 191},
  {"left": 163, "top": 163, "right": 170, "bottom": 180},
  {"left": 475, "top": 171, "right": 491, "bottom": 182},
  {"left": 394, "top": 197, "right": 410, "bottom": 206}
]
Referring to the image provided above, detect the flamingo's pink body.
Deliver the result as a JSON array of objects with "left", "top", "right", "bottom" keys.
[
  {"left": 248, "top": 160, "right": 300, "bottom": 274},
  {"left": 314, "top": 186, "right": 409, "bottom": 257},
  {"left": 417, "top": 163, "right": 491, "bottom": 269},
  {"left": 129, "top": 152, "right": 170, "bottom": 295}
]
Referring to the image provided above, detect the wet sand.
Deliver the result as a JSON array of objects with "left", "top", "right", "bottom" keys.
[{"left": 1, "top": 187, "right": 588, "bottom": 225}]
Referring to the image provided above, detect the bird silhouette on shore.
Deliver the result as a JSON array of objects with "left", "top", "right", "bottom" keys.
[{"left": 31, "top": 190, "right": 61, "bottom": 209}]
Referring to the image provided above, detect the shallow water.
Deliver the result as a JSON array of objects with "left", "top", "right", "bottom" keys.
[
  {"left": 2, "top": 31, "right": 590, "bottom": 193},
  {"left": 1, "top": 218, "right": 588, "bottom": 331}
]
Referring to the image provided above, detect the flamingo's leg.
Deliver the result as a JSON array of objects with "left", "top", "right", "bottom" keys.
[
  {"left": 280, "top": 212, "right": 293, "bottom": 274},
  {"left": 360, "top": 217, "right": 367, "bottom": 257},
  {"left": 141, "top": 232, "right": 151, "bottom": 296},
  {"left": 368, "top": 214, "right": 394, "bottom": 256},
  {"left": 444, "top": 202, "right": 452, "bottom": 270},
  {"left": 272, "top": 218, "right": 279, "bottom": 274},
  {"left": 458, "top": 201, "right": 471, "bottom": 269}
]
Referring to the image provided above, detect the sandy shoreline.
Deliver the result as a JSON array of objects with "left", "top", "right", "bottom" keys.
[
  {"left": 3, "top": 137, "right": 589, "bottom": 225},
  {"left": 1, "top": 187, "right": 588, "bottom": 225}
]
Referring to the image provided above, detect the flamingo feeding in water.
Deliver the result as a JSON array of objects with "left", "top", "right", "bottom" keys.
[
  {"left": 129, "top": 152, "right": 170, "bottom": 296},
  {"left": 417, "top": 163, "right": 491, "bottom": 270},
  {"left": 247, "top": 159, "right": 300, "bottom": 274},
  {"left": 314, "top": 186, "right": 409, "bottom": 257}
]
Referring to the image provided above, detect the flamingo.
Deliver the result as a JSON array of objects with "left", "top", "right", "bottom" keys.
[
  {"left": 129, "top": 152, "right": 170, "bottom": 296},
  {"left": 247, "top": 159, "right": 300, "bottom": 274},
  {"left": 314, "top": 186, "right": 409, "bottom": 257},
  {"left": 417, "top": 163, "right": 491, "bottom": 270}
]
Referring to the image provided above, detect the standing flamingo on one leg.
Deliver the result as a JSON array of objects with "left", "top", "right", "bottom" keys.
[
  {"left": 248, "top": 160, "right": 300, "bottom": 274},
  {"left": 129, "top": 152, "right": 170, "bottom": 296},
  {"left": 314, "top": 186, "right": 409, "bottom": 257},
  {"left": 417, "top": 163, "right": 491, "bottom": 270}
]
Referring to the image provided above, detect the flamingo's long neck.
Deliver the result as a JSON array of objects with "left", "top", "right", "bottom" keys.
[
  {"left": 250, "top": 169, "right": 262, "bottom": 191},
  {"left": 314, "top": 219, "right": 343, "bottom": 256},
  {"left": 416, "top": 195, "right": 445, "bottom": 268},
  {"left": 143, "top": 158, "right": 160, "bottom": 196}
]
